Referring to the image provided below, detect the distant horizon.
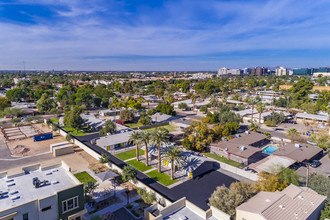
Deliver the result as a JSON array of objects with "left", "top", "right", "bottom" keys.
[{"left": 1, "top": 1, "right": 330, "bottom": 70}]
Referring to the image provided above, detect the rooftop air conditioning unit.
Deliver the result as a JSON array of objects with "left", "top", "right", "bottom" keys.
[
  {"left": 295, "top": 144, "right": 301, "bottom": 148},
  {"left": 245, "top": 131, "right": 250, "bottom": 134},
  {"left": 235, "top": 134, "right": 241, "bottom": 138},
  {"left": 240, "top": 146, "right": 247, "bottom": 151}
]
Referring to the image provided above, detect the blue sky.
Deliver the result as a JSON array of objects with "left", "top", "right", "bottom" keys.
[{"left": 1, "top": 0, "right": 330, "bottom": 71}]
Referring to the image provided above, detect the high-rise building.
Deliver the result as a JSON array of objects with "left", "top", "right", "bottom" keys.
[
  {"left": 293, "top": 68, "right": 312, "bottom": 75},
  {"left": 217, "top": 67, "right": 228, "bottom": 76},
  {"left": 275, "top": 67, "right": 288, "bottom": 76}
]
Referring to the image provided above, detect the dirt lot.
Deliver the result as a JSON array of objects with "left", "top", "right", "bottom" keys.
[
  {"left": 6, "top": 124, "right": 66, "bottom": 156},
  {"left": 76, "top": 147, "right": 109, "bottom": 173}
]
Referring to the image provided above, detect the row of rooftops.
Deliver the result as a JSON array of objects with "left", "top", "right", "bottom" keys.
[{"left": 236, "top": 184, "right": 326, "bottom": 220}]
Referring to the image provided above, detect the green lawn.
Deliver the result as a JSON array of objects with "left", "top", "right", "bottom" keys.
[
  {"left": 50, "top": 118, "right": 59, "bottom": 123},
  {"left": 145, "top": 170, "right": 178, "bottom": 186},
  {"left": 203, "top": 152, "right": 244, "bottom": 168},
  {"left": 144, "top": 125, "right": 176, "bottom": 132},
  {"left": 62, "top": 126, "right": 87, "bottom": 136},
  {"left": 126, "top": 159, "right": 153, "bottom": 172},
  {"left": 125, "top": 122, "right": 144, "bottom": 128},
  {"left": 114, "top": 149, "right": 145, "bottom": 161},
  {"left": 74, "top": 171, "right": 96, "bottom": 185}
]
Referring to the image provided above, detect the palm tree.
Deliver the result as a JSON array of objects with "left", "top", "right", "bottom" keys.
[
  {"left": 191, "top": 94, "right": 197, "bottom": 112},
  {"left": 162, "top": 146, "right": 184, "bottom": 180},
  {"left": 249, "top": 98, "right": 258, "bottom": 124},
  {"left": 151, "top": 128, "right": 170, "bottom": 173},
  {"left": 129, "top": 131, "right": 142, "bottom": 161},
  {"left": 249, "top": 123, "right": 259, "bottom": 132},
  {"left": 140, "top": 131, "right": 151, "bottom": 166},
  {"left": 256, "top": 102, "right": 265, "bottom": 124},
  {"left": 164, "top": 93, "right": 174, "bottom": 104},
  {"left": 287, "top": 127, "right": 299, "bottom": 142}
]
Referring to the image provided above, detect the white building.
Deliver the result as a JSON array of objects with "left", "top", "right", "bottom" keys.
[
  {"left": 217, "top": 67, "right": 228, "bottom": 76},
  {"left": 0, "top": 162, "right": 86, "bottom": 220},
  {"left": 275, "top": 67, "right": 288, "bottom": 76}
]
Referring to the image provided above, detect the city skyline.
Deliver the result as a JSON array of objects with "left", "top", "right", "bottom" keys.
[{"left": 1, "top": 0, "right": 330, "bottom": 71}]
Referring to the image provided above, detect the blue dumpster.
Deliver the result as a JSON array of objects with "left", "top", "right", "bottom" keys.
[{"left": 33, "top": 132, "right": 53, "bottom": 142}]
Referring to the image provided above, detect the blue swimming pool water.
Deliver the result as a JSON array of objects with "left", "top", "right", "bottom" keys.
[{"left": 262, "top": 146, "right": 278, "bottom": 154}]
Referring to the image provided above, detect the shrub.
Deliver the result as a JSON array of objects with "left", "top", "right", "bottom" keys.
[
  {"left": 200, "top": 106, "right": 208, "bottom": 113},
  {"left": 137, "top": 187, "right": 155, "bottom": 204},
  {"left": 264, "top": 120, "right": 276, "bottom": 127}
]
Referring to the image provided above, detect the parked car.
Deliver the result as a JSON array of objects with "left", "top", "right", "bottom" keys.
[{"left": 310, "top": 160, "right": 321, "bottom": 168}]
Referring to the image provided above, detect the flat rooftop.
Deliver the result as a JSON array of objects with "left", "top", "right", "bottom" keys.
[
  {"left": 0, "top": 165, "right": 78, "bottom": 211},
  {"left": 164, "top": 206, "right": 204, "bottom": 220}
]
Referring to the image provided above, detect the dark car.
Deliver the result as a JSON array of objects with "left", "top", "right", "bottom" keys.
[{"left": 310, "top": 160, "right": 321, "bottom": 168}]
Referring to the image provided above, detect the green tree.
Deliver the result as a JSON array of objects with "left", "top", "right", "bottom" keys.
[
  {"left": 200, "top": 105, "right": 208, "bottom": 113},
  {"left": 120, "top": 109, "right": 134, "bottom": 123},
  {"left": 6, "top": 88, "right": 26, "bottom": 101},
  {"left": 311, "top": 131, "right": 330, "bottom": 149},
  {"left": 0, "top": 97, "right": 11, "bottom": 111},
  {"left": 162, "top": 146, "right": 184, "bottom": 180},
  {"left": 138, "top": 115, "right": 152, "bottom": 126},
  {"left": 122, "top": 166, "right": 137, "bottom": 182},
  {"left": 3, "top": 107, "right": 25, "bottom": 118},
  {"left": 256, "top": 102, "right": 265, "bottom": 124},
  {"left": 99, "top": 153, "right": 110, "bottom": 164},
  {"left": 151, "top": 128, "right": 170, "bottom": 173},
  {"left": 137, "top": 188, "right": 155, "bottom": 204},
  {"left": 99, "top": 120, "right": 116, "bottom": 136},
  {"left": 178, "top": 102, "right": 188, "bottom": 110},
  {"left": 66, "top": 133, "right": 73, "bottom": 142},
  {"left": 84, "top": 181, "right": 99, "bottom": 196},
  {"left": 36, "top": 93, "right": 56, "bottom": 113},
  {"left": 320, "top": 203, "right": 330, "bottom": 220},
  {"left": 129, "top": 131, "right": 143, "bottom": 161},
  {"left": 140, "top": 131, "right": 151, "bottom": 166},
  {"left": 155, "top": 103, "right": 176, "bottom": 116},
  {"left": 191, "top": 94, "right": 197, "bottom": 111},
  {"left": 255, "top": 171, "right": 288, "bottom": 192},
  {"left": 277, "top": 166, "right": 300, "bottom": 186},
  {"left": 248, "top": 98, "right": 258, "bottom": 124},
  {"left": 209, "top": 181, "right": 257, "bottom": 219},
  {"left": 63, "top": 106, "right": 83, "bottom": 133},
  {"left": 286, "top": 127, "right": 299, "bottom": 142},
  {"left": 308, "top": 173, "right": 330, "bottom": 201}
]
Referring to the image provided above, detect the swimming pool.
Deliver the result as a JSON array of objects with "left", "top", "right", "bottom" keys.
[{"left": 262, "top": 146, "right": 278, "bottom": 154}]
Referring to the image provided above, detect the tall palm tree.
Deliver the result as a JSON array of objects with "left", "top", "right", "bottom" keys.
[
  {"left": 129, "top": 131, "right": 142, "bottom": 161},
  {"left": 151, "top": 128, "right": 170, "bottom": 173},
  {"left": 249, "top": 98, "right": 258, "bottom": 124},
  {"left": 140, "top": 131, "right": 151, "bottom": 166},
  {"left": 287, "top": 127, "right": 299, "bottom": 142},
  {"left": 164, "top": 93, "right": 174, "bottom": 104},
  {"left": 191, "top": 94, "right": 197, "bottom": 112},
  {"left": 162, "top": 146, "right": 184, "bottom": 180},
  {"left": 256, "top": 102, "right": 265, "bottom": 124}
]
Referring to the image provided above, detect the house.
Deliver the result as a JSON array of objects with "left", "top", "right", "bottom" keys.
[
  {"left": 151, "top": 113, "right": 176, "bottom": 123},
  {"left": 93, "top": 130, "right": 134, "bottom": 150},
  {"left": 272, "top": 143, "right": 323, "bottom": 163},
  {"left": 143, "top": 95, "right": 162, "bottom": 103},
  {"left": 0, "top": 162, "right": 86, "bottom": 220},
  {"left": 170, "top": 118, "right": 193, "bottom": 129},
  {"left": 172, "top": 99, "right": 209, "bottom": 111},
  {"left": 236, "top": 184, "right": 326, "bottom": 220},
  {"left": 98, "top": 108, "right": 121, "bottom": 117},
  {"left": 80, "top": 113, "right": 106, "bottom": 131},
  {"left": 295, "top": 112, "right": 329, "bottom": 125},
  {"left": 145, "top": 197, "right": 230, "bottom": 220},
  {"left": 208, "top": 132, "right": 269, "bottom": 165}
]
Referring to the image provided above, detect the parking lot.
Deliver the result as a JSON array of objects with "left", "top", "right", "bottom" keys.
[{"left": 297, "top": 154, "right": 330, "bottom": 178}]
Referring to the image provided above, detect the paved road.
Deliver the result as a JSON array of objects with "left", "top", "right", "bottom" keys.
[
  {"left": 0, "top": 140, "right": 12, "bottom": 159},
  {"left": 75, "top": 133, "right": 239, "bottom": 211},
  {"left": 0, "top": 152, "right": 54, "bottom": 172}
]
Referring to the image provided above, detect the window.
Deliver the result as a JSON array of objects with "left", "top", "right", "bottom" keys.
[
  {"left": 23, "top": 213, "right": 28, "bottom": 220},
  {"left": 62, "top": 196, "right": 79, "bottom": 213},
  {"left": 41, "top": 206, "right": 51, "bottom": 212},
  {"left": 75, "top": 217, "right": 81, "bottom": 220}
]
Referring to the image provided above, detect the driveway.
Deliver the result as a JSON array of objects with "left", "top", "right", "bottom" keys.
[{"left": 297, "top": 154, "right": 330, "bottom": 177}]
